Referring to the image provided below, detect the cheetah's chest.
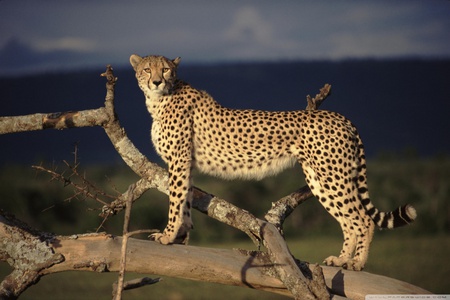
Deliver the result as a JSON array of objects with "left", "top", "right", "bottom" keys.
[{"left": 151, "top": 119, "right": 166, "bottom": 159}]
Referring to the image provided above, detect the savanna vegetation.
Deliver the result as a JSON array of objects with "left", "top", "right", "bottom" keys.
[{"left": 0, "top": 153, "right": 449, "bottom": 298}]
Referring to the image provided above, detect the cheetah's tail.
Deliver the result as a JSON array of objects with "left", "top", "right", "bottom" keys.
[
  {"left": 354, "top": 131, "right": 417, "bottom": 229},
  {"left": 363, "top": 200, "right": 417, "bottom": 229}
]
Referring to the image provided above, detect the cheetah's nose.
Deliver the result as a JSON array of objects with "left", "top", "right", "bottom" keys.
[{"left": 153, "top": 80, "right": 162, "bottom": 87}]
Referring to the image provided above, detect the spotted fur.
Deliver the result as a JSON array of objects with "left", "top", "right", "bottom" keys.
[{"left": 130, "top": 54, "right": 417, "bottom": 270}]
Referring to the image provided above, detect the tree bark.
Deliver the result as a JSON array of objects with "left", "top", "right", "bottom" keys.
[
  {"left": 0, "top": 212, "right": 430, "bottom": 300},
  {"left": 50, "top": 235, "right": 429, "bottom": 300}
]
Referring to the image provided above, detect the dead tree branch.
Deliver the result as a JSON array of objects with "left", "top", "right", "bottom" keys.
[
  {"left": 0, "top": 211, "right": 430, "bottom": 300},
  {"left": 0, "top": 211, "right": 64, "bottom": 299},
  {"left": 111, "top": 183, "right": 161, "bottom": 300},
  {"left": 0, "top": 109, "right": 109, "bottom": 135},
  {"left": 306, "top": 84, "right": 331, "bottom": 111},
  {"left": 114, "top": 184, "right": 134, "bottom": 300}
]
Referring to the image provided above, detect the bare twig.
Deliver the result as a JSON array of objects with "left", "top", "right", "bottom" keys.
[
  {"left": 113, "top": 183, "right": 161, "bottom": 300},
  {"left": 306, "top": 84, "right": 331, "bottom": 111},
  {"left": 32, "top": 164, "right": 112, "bottom": 206},
  {"left": 114, "top": 184, "right": 135, "bottom": 300},
  {"left": 100, "top": 178, "right": 151, "bottom": 217}
]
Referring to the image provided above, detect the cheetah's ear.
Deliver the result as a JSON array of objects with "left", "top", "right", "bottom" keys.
[
  {"left": 172, "top": 57, "right": 181, "bottom": 67},
  {"left": 130, "top": 54, "right": 143, "bottom": 71}
]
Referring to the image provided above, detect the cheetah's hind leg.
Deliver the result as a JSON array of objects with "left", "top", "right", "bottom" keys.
[{"left": 301, "top": 162, "right": 370, "bottom": 271}]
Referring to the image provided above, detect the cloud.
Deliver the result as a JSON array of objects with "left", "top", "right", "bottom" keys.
[
  {"left": 1, "top": 0, "right": 449, "bottom": 75},
  {"left": 0, "top": 38, "right": 99, "bottom": 76},
  {"left": 219, "top": 5, "right": 306, "bottom": 60},
  {"left": 32, "top": 37, "right": 98, "bottom": 52},
  {"left": 224, "top": 6, "right": 273, "bottom": 44}
]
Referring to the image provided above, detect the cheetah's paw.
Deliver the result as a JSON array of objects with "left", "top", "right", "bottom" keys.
[
  {"left": 149, "top": 229, "right": 189, "bottom": 245},
  {"left": 323, "top": 255, "right": 364, "bottom": 271},
  {"left": 149, "top": 232, "right": 174, "bottom": 245}
]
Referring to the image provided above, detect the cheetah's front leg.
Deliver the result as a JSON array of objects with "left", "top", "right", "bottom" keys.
[{"left": 150, "top": 159, "right": 194, "bottom": 245}]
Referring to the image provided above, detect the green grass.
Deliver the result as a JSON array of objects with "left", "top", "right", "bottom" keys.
[
  {"left": 287, "top": 234, "right": 450, "bottom": 294},
  {"left": 1, "top": 235, "right": 448, "bottom": 299}
]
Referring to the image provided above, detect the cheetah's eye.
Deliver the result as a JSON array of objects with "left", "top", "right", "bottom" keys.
[
  {"left": 143, "top": 68, "right": 151, "bottom": 74},
  {"left": 162, "top": 67, "right": 170, "bottom": 73}
]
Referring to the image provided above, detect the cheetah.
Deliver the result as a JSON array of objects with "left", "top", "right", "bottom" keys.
[{"left": 130, "top": 54, "right": 417, "bottom": 270}]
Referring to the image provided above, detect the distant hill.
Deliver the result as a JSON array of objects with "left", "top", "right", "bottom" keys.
[{"left": 1, "top": 59, "right": 449, "bottom": 166}]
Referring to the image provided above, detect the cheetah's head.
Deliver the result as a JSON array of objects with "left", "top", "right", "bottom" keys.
[{"left": 130, "top": 54, "right": 181, "bottom": 96}]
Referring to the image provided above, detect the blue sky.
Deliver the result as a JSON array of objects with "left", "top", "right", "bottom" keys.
[{"left": 1, "top": 0, "right": 450, "bottom": 75}]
